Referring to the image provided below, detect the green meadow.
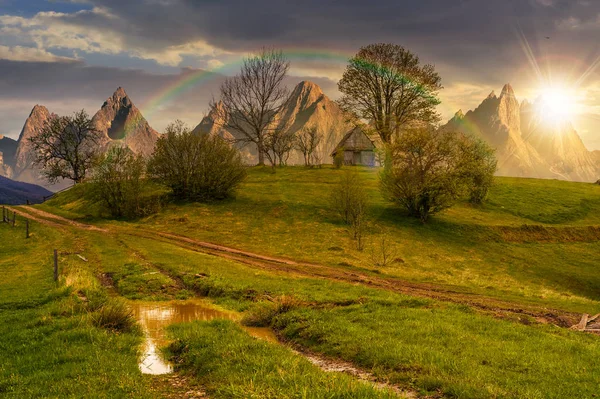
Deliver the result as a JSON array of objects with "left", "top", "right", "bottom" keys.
[{"left": 2, "top": 166, "right": 600, "bottom": 398}]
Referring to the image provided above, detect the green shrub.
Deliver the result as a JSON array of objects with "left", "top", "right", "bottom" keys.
[
  {"left": 147, "top": 120, "right": 247, "bottom": 201},
  {"left": 91, "top": 299, "right": 136, "bottom": 332},
  {"left": 333, "top": 149, "right": 345, "bottom": 168},
  {"left": 91, "top": 146, "right": 158, "bottom": 219},
  {"left": 381, "top": 126, "right": 496, "bottom": 222}
]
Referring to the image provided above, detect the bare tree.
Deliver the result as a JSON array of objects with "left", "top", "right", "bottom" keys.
[
  {"left": 369, "top": 231, "right": 398, "bottom": 267},
  {"left": 210, "top": 48, "right": 290, "bottom": 165},
  {"left": 295, "top": 126, "right": 322, "bottom": 167},
  {"left": 29, "top": 109, "right": 101, "bottom": 184},
  {"left": 264, "top": 126, "right": 296, "bottom": 168},
  {"left": 330, "top": 170, "right": 369, "bottom": 250},
  {"left": 338, "top": 43, "right": 442, "bottom": 145}
]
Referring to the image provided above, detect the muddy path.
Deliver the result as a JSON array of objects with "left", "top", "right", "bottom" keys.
[
  {"left": 10, "top": 206, "right": 420, "bottom": 397},
  {"left": 128, "top": 229, "right": 580, "bottom": 327},
  {"left": 11, "top": 205, "right": 581, "bottom": 327},
  {"left": 14, "top": 206, "right": 108, "bottom": 232}
]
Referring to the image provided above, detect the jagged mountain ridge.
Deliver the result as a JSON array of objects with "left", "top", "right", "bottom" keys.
[
  {"left": 444, "top": 84, "right": 599, "bottom": 182},
  {"left": 1, "top": 88, "right": 159, "bottom": 190},
  {"left": 193, "top": 81, "right": 353, "bottom": 165}
]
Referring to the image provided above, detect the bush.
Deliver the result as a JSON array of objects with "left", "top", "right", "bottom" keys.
[
  {"left": 330, "top": 170, "right": 368, "bottom": 249},
  {"left": 91, "top": 299, "right": 136, "bottom": 332},
  {"left": 147, "top": 120, "right": 247, "bottom": 201},
  {"left": 91, "top": 146, "right": 156, "bottom": 219},
  {"left": 381, "top": 126, "right": 496, "bottom": 222},
  {"left": 242, "top": 295, "right": 302, "bottom": 327},
  {"left": 457, "top": 136, "right": 497, "bottom": 204},
  {"left": 333, "top": 150, "right": 345, "bottom": 169}
]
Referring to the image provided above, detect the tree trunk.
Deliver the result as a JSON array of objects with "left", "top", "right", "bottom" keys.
[{"left": 257, "top": 137, "right": 265, "bottom": 166}]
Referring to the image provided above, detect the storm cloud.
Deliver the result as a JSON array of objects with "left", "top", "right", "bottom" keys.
[{"left": 0, "top": 0, "right": 599, "bottom": 147}]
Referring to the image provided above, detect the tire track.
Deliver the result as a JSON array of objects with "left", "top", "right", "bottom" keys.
[{"left": 13, "top": 205, "right": 581, "bottom": 327}]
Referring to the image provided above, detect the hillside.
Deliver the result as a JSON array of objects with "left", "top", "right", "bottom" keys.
[
  {"left": 0, "top": 167, "right": 597, "bottom": 398},
  {"left": 0, "top": 175, "right": 52, "bottom": 205},
  {"left": 43, "top": 168, "right": 600, "bottom": 313}
]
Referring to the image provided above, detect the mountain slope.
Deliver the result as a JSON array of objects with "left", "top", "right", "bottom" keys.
[
  {"left": 0, "top": 175, "right": 52, "bottom": 205},
  {"left": 12, "top": 105, "right": 52, "bottom": 185},
  {"left": 0, "top": 135, "right": 18, "bottom": 178},
  {"left": 444, "top": 84, "right": 598, "bottom": 182},
  {"left": 92, "top": 87, "right": 159, "bottom": 156},
  {"left": 193, "top": 81, "right": 353, "bottom": 165},
  {"left": 520, "top": 100, "right": 598, "bottom": 181}
]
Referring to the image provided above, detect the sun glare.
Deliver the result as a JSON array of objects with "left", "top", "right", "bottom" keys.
[{"left": 535, "top": 87, "right": 576, "bottom": 124}]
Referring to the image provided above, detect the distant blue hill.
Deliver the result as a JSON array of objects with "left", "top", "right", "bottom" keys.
[{"left": 0, "top": 175, "right": 53, "bottom": 205}]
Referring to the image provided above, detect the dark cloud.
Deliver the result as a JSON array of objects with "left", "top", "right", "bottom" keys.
[
  {"left": 1, "top": 0, "right": 599, "bottom": 146},
  {"left": 36, "top": 0, "right": 600, "bottom": 86},
  {"left": 0, "top": 58, "right": 337, "bottom": 139}
]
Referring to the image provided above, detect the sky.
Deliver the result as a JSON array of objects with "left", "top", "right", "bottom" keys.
[{"left": 0, "top": 0, "right": 599, "bottom": 148}]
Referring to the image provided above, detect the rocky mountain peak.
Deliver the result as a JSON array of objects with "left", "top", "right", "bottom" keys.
[
  {"left": 193, "top": 80, "right": 352, "bottom": 166},
  {"left": 286, "top": 81, "right": 326, "bottom": 111},
  {"left": 12, "top": 104, "right": 52, "bottom": 183},
  {"left": 442, "top": 84, "right": 599, "bottom": 182},
  {"left": 500, "top": 83, "right": 515, "bottom": 98},
  {"left": 486, "top": 91, "right": 497, "bottom": 100},
  {"left": 454, "top": 109, "right": 465, "bottom": 119},
  {"left": 92, "top": 87, "right": 159, "bottom": 155}
]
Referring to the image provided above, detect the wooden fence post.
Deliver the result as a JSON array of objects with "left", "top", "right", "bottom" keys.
[
  {"left": 26, "top": 220, "right": 29, "bottom": 239},
  {"left": 1, "top": 206, "right": 5, "bottom": 223},
  {"left": 53, "top": 250, "right": 58, "bottom": 282},
  {"left": 12, "top": 211, "right": 15, "bottom": 227}
]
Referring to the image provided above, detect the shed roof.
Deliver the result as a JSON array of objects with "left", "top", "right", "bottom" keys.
[{"left": 331, "top": 126, "right": 376, "bottom": 155}]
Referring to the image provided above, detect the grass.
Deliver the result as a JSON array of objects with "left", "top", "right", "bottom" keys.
[
  {"left": 0, "top": 221, "right": 152, "bottom": 398},
  {"left": 12, "top": 166, "right": 600, "bottom": 398},
  {"left": 166, "top": 319, "right": 400, "bottom": 398},
  {"left": 43, "top": 166, "right": 600, "bottom": 313},
  {"left": 273, "top": 302, "right": 600, "bottom": 399}
]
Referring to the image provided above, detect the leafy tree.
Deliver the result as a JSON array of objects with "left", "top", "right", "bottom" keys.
[
  {"left": 211, "top": 48, "right": 290, "bottom": 165},
  {"left": 380, "top": 126, "right": 496, "bottom": 222},
  {"left": 295, "top": 126, "right": 322, "bottom": 167},
  {"left": 147, "top": 120, "right": 246, "bottom": 201},
  {"left": 29, "top": 109, "right": 102, "bottom": 184},
  {"left": 91, "top": 146, "right": 153, "bottom": 218},
  {"left": 338, "top": 43, "right": 442, "bottom": 144},
  {"left": 457, "top": 136, "right": 497, "bottom": 204}
]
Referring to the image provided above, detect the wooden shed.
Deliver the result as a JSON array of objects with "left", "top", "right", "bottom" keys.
[{"left": 331, "top": 127, "right": 376, "bottom": 166}]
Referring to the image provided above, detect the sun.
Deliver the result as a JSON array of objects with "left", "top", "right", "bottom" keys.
[{"left": 534, "top": 86, "right": 577, "bottom": 124}]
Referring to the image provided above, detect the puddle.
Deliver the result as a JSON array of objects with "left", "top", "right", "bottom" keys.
[{"left": 130, "top": 299, "right": 276, "bottom": 375}]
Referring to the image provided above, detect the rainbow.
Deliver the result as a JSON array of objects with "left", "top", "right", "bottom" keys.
[
  {"left": 130, "top": 48, "right": 444, "bottom": 138},
  {"left": 138, "top": 49, "right": 356, "bottom": 125}
]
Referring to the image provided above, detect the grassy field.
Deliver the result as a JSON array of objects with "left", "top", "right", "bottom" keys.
[
  {"left": 44, "top": 166, "right": 600, "bottom": 313},
  {"left": 0, "top": 166, "right": 587, "bottom": 398},
  {"left": 0, "top": 221, "right": 153, "bottom": 398},
  {"left": 0, "top": 214, "right": 411, "bottom": 398}
]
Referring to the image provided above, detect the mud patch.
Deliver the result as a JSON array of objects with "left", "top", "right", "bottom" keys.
[{"left": 131, "top": 300, "right": 276, "bottom": 375}]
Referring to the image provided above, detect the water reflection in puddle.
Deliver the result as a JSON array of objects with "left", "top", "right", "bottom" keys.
[{"left": 130, "top": 300, "right": 277, "bottom": 375}]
